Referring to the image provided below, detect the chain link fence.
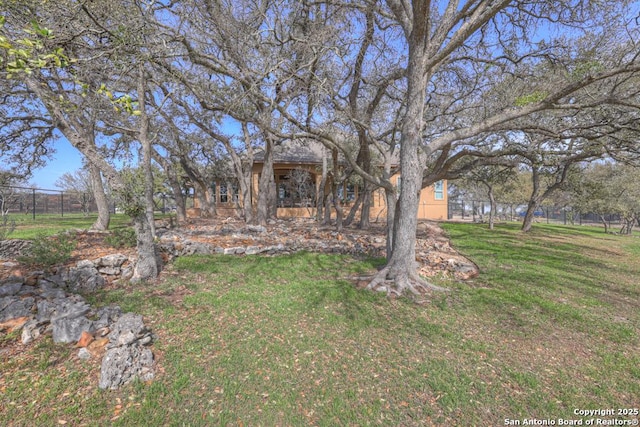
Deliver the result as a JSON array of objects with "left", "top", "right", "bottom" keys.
[
  {"left": 447, "top": 199, "right": 623, "bottom": 227},
  {"left": 0, "top": 185, "right": 108, "bottom": 218},
  {"left": 0, "top": 185, "right": 178, "bottom": 219}
]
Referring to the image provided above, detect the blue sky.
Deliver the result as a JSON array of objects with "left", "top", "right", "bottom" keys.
[{"left": 30, "top": 138, "right": 83, "bottom": 189}]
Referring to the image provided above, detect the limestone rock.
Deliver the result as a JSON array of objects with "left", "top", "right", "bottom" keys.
[
  {"left": 61, "top": 265, "right": 106, "bottom": 293},
  {"left": 245, "top": 246, "right": 262, "bottom": 255},
  {"left": 37, "top": 280, "right": 67, "bottom": 299},
  {"left": 244, "top": 225, "right": 267, "bottom": 234},
  {"left": 0, "top": 280, "right": 23, "bottom": 297},
  {"left": 0, "top": 239, "right": 32, "bottom": 259},
  {"left": 107, "top": 313, "right": 151, "bottom": 348},
  {"left": 52, "top": 314, "right": 94, "bottom": 344},
  {"left": 76, "top": 259, "right": 95, "bottom": 269},
  {"left": 78, "top": 347, "right": 92, "bottom": 360},
  {"left": 0, "top": 296, "right": 35, "bottom": 322},
  {"left": 98, "top": 344, "right": 154, "bottom": 390},
  {"left": 95, "top": 254, "right": 128, "bottom": 268},
  {"left": 21, "top": 319, "right": 44, "bottom": 344},
  {"left": 93, "top": 305, "right": 122, "bottom": 330}
]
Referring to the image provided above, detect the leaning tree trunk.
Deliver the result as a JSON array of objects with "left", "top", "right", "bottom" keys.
[
  {"left": 521, "top": 199, "right": 541, "bottom": 233},
  {"left": 598, "top": 214, "right": 609, "bottom": 234},
  {"left": 359, "top": 185, "right": 372, "bottom": 230},
  {"left": 522, "top": 168, "right": 542, "bottom": 233},
  {"left": 27, "top": 77, "right": 159, "bottom": 282},
  {"left": 89, "top": 162, "right": 110, "bottom": 231},
  {"left": 344, "top": 192, "right": 363, "bottom": 227}
]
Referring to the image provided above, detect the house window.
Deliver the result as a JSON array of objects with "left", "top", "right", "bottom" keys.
[
  {"left": 220, "top": 183, "right": 228, "bottom": 203},
  {"left": 434, "top": 180, "right": 444, "bottom": 200},
  {"left": 346, "top": 183, "right": 356, "bottom": 202},
  {"left": 231, "top": 182, "right": 239, "bottom": 203}
]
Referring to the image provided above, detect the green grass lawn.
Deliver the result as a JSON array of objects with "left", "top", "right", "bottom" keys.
[
  {"left": 4, "top": 213, "right": 172, "bottom": 239},
  {"left": 4, "top": 213, "right": 132, "bottom": 239},
  {"left": 1, "top": 222, "right": 639, "bottom": 426}
]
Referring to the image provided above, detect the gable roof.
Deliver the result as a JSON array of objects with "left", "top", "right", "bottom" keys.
[{"left": 254, "top": 140, "right": 327, "bottom": 165}]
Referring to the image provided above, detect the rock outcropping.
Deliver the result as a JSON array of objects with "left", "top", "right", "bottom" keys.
[{"left": 0, "top": 259, "right": 154, "bottom": 390}]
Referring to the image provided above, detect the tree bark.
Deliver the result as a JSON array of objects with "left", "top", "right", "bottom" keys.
[
  {"left": 598, "top": 214, "right": 609, "bottom": 234},
  {"left": 131, "top": 211, "right": 158, "bottom": 282},
  {"left": 384, "top": 188, "right": 397, "bottom": 259},
  {"left": 26, "top": 77, "right": 159, "bottom": 281},
  {"left": 522, "top": 167, "right": 543, "bottom": 232},
  {"left": 487, "top": 186, "right": 496, "bottom": 230},
  {"left": 344, "top": 192, "right": 363, "bottom": 227},
  {"left": 89, "top": 162, "right": 110, "bottom": 231},
  {"left": 359, "top": 184, "right": 372, "bottom": 229},
  {"left": 138, "top": 66, "right": 156, "bottom": 238},
  {"left": 257, "top": 135, "right": 275, "bottom": 225},
  {"left": 330, "top": 149, "right": 344, "bottom": 231},
  {"left": 366, "top": 0, "right": 447, "bottom": 296},
  {"left": 316, "top": 153, "right": 328, "bottom": 222}
]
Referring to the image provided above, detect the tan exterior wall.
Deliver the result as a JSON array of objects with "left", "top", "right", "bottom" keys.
[
  {"left": 367, "top": 175, "right": 448, "bottom": 221},
  {"left": 190, "top": 164, "right": 447, "bottom": 221}
]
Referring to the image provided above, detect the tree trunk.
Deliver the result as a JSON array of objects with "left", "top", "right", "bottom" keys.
[
  {"left": 488, "top": 186, "right": 496, "bottom": 230},
  {"left": 131, "top": 211, "right": 159, "bottom": 282},
  {"left": 359, "top": 185, "right": 372, "bottom": 229},
  {"left": 195, "top": 182, "right": 217, "bottom": 218},
  {"left": 332, "top": 188, "right": 344, "bottom": 232},
  {"left": 598, "top": 214, "right": 609, "bottom": 234},
  {"left": 240, "top": 168, "right": 253, "bottom": 223},
  {"left": 323, "top": 192, "right": 332, "bottom": 225},
  {"left": 385, "top": 188, "right": 397, "bottom": 259},
  {"left": 522, "top": 168, "right": 541, "bottom": 232},
  {"left": 316, "top": 153, "right": 328, "bottom": 222},
  {"left": 257, "top": 136, "right": 275, "bottom": 225},
  {"left": 344, "top": 192, "right": 363, "bottom": 227},
  {"left": 240, "top": 124, "right": 255, "bottom": 223},
  {"left": 330, "top": 149, "right": 343, "bottom": 231},
  {"left": 138, "top": 67, "right": 156, "bottom": 238},
  {"left": 26, "top": 77, "right": 159, "bottom": 282},
  {"left": 355, "top": 135, "right": 372, "bottom": 230},
  {"left": 89, "top": 162, "right": 110, "bottom": 231},
  {"left": 268, "top": 174, "right": 277, "bottom": 219},
  {"left": 521, "top": 199, "right": 540, "bottom": 233},
  {"left": 165, "top": 161, "right": 186, "bottom": 224},
  {"left": 365, "top": 10, "right": 447, "bottom": 296},
  {"left": 222, "top": 122, "right": 254, "bottom": 223}
]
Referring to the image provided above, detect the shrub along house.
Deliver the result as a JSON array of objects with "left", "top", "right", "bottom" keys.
[{"left": 191, "top": 142, "right": 448, "bottom": 221}]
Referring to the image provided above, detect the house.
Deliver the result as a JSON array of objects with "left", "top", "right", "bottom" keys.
[{"left": 193, "top": 142, "right": 448, "bottom": 221}]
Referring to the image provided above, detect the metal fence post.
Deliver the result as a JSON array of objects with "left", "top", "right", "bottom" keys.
[{"left": 32, "top": 188, "right": 36, "bottom": 220}]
